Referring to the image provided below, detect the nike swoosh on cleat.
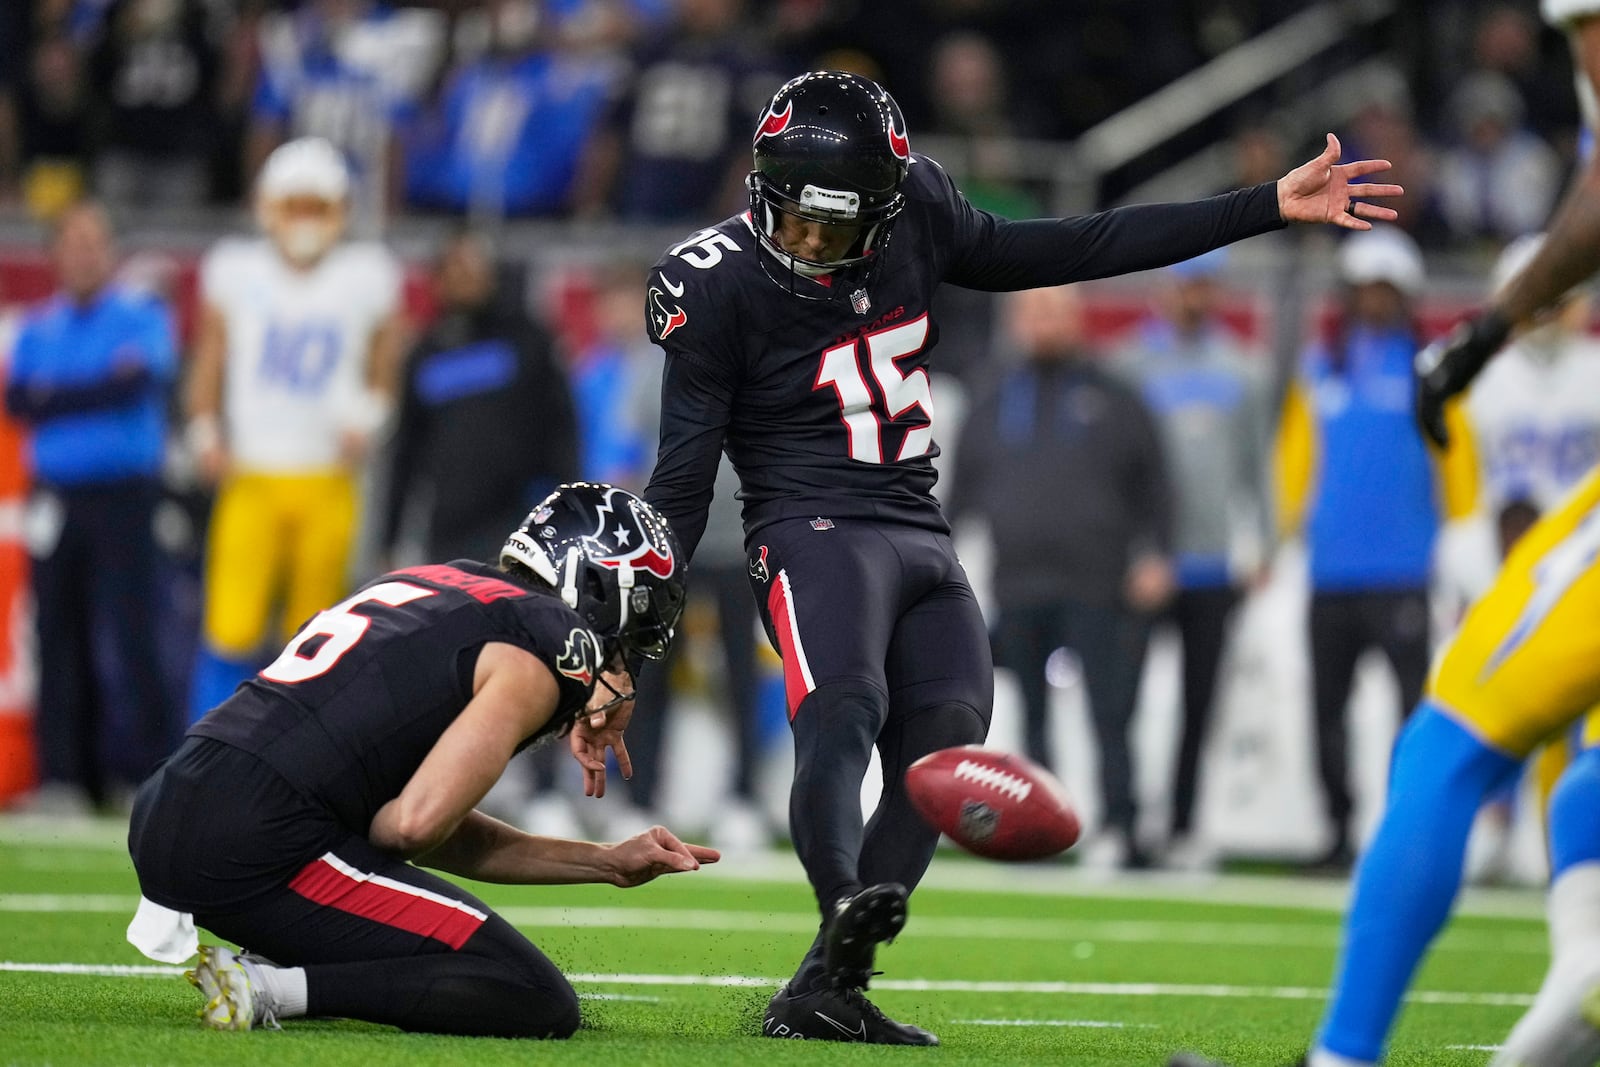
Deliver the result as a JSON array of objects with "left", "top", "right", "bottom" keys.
[{"left": 814, "top": 1011, "right": 867, "bottom": 1041}]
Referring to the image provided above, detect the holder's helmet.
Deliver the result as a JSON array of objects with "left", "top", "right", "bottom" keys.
[{"left": 501, "top": 483, "right": 686, "bottom": 666}]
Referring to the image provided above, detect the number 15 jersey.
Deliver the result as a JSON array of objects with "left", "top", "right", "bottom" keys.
[{"left": 642, "top": 154, "right": 1284, "bottom": 559}]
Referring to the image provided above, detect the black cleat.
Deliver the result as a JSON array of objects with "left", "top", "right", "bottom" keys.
[
  {"left": 762, "top": 981, "right": 938, "bottom": 1045},
  {"left": 822, "top": 882, "right": 908, "bottom": 988}
]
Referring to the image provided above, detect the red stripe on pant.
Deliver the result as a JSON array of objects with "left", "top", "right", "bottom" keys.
[
  {"left": 288, "top": 855, "right": 485, "bottom": 950},
  {"left": 766, "top": 572, "right": 811, "bottom": 720}
]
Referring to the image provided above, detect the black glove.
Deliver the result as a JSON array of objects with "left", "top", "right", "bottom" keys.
[{"left": 1413, "top": 309, "right": 1511, "bottom": 447}]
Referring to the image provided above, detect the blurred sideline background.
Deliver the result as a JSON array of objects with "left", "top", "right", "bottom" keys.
[{"left": 0, "top": 0, "right": 1577, "bottom": 879}]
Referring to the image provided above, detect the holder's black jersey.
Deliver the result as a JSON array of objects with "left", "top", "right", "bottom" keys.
[
  {"left": 643, "top": 154, "right": 1284, "bottom": 559},
  {"left": 190, "top": 561, "right": 602, "bottom": 834}
]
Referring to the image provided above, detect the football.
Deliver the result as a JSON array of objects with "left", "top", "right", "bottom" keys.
[{"left": 905, "top": 745, "right": 1081, "bottom": 861}]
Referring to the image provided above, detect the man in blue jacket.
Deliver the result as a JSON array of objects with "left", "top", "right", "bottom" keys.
[{"left": 6, "top": 201, "right": 178, "bottom": 810}]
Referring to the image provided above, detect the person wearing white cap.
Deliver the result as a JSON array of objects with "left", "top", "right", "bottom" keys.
[
  {"left": 1273, "top": 224, "right": 1476, "bottom": 872},
  {"left": 183, "top": 136, "right": 406, "bottom": 719}
]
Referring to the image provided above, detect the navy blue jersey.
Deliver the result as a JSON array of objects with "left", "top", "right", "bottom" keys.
[
  {"left": 643, "top": 154, "right": 1284, "bottom": 558},
  {"left": 190, "top": 561, "right": 602, "bottom": 834}
]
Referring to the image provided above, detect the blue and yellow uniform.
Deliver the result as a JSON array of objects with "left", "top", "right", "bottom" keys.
[
  {"left": 1429, "top": 465, "right": 1600, "bottom": 757},
  {"left": 189, "top": 236, "right": 401, "bottom": 717}
]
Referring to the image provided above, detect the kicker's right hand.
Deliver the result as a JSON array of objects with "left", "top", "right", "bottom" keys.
[{"left": 1414, "top": 310, "right": 1511, "bottom": 447}]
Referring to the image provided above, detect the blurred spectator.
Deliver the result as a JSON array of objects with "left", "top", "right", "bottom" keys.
[
  {"left": 1275, "top": 226, "right": 1474, "bottom": 870},
  {"left": 1336, "top": 65, "right": 1450, "bottom": 248},
  {"left": 953, "top": 284, "right": 1173, "bottom": 871},
  {"left": 85, "top": 0, "right": 222, "bottom": 210},
  {"left": 575, "top": 0, "right": 780, "bottom": 222},
  {"left": 925, "top": 31, "right": 1040, "bottom": 218},
  {"left": 15, "top": 29, "right": 91, "bottom": 218},
  {"left": 1116, "top": 249, "right": 1273, "bottom": 871},
  {"left": 1468, "top": 4, "right": 1578, "bottom": 142},
  {"left": 1227, "top": 119, "right": 1289, "bottom": 190},
  {"left": 184, "top": 138, "right": 405, "bottom": 719},
  {"left": 249, "top": 0, "right": 444, "bottom": 227},
  {"left": 405, "top": 0, "right": 617, "bottom": 219},
  {"left": 569, "top": 263, "right": 659, "bottom": 488},
  {"left": 0, "top": 5, "right": 26, "bottom": 202},
  {"left": 384, "top": 229, "right": 577, "bottom": 563},
  {"left": 6, "top": 201, "right": 178, "bottom": 811},
  {"left": 1436, "top": 71, "right": 1561, "bottom": 246}
]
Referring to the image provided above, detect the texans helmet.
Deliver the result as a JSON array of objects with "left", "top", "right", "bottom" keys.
[
  {"left": 501, "top": 483, "right": 686, "bottom": 667},
  {"left": 748, "top": 71, "right": 911, "bottom": 299}
]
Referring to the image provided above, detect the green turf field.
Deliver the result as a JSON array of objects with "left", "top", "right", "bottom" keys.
[{"left": 0, "top": 815, "right": 1551, "bottom": 1066}]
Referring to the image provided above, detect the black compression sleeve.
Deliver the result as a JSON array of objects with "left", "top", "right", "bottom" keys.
[
  {"left": 946, "top": 183, "right": 1285, "bottom": 292},
  {"left": 642, "top": 350, "right": 733, "bottom": 561}
]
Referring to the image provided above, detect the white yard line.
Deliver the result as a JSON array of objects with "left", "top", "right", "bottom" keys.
[
  {"left": 0, "top": 961, "right": 183, "bottom": 978},
  {"left": 0, "top": 894, "right": 1547, "bottom": 954},
  {"left": 0, "top": 894, "right": 130, "bottom": 912},
  {"left": 0, "top": 961, "right": 1539, "bottom": 1009},
  {"left": 0, "top": 815, "right": 1548, "bottom": 919}
]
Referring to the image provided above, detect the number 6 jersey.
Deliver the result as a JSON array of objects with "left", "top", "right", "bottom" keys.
[
  {"left": 189, "top": 561, "right": 602, "bottom": 835},
  {"left": 642, "top": 153, "right": 1284, "bottom": 559}
]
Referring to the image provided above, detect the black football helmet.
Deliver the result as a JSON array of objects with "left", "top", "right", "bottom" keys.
[
  {"left": 500, "top": 483, "right": 686, "bottom": 668},
  {"left": 748, "top": 71, "right": 911, "bottom": 300}
]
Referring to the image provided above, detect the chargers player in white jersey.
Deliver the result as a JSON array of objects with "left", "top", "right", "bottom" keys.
[
  {"left": 185, "top": 137, "right": 406, "bottom": 718},
  {"left": 1176, "top": 1, "right": 1600, "bottom": 1064},
  {"left": 1468, "top": 234, "right": 1600, "bottom": 527}
]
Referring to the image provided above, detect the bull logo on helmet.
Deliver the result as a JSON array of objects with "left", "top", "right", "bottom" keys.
[
  {"left": 556, "top": 627, "right": 601, "bottom": 686},
  {"left": 753, "top": 99, "right": 794, "bottom": 145},
  {"left": 587, "top": 491, "right": 678, "bottom": 580},
  {"left": 887, "top": 115, "right": 910, "bottom": 162}
]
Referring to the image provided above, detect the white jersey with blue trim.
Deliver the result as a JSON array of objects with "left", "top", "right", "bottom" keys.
[
  {"left": 203, "top": 238, "right": 401, "bottom": 472},
  {"left": 1467, "top": 333, "right": 1600, "bottom": 512}
]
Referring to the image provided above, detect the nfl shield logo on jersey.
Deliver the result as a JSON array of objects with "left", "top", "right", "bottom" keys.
[
  {"left": 810, "top": 517, "right": 835, "bottom": 531},
  {"left": 850, "top": 288, "right": 872, "bottom": 315}
]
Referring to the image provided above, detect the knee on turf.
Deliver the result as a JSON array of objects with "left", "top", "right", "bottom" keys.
[
  {"left": 484, "top": 970, "right": 581, "bottom": 1039},
  {"left": 538, "top": 982, "right": 582, "bottom": 1039}
]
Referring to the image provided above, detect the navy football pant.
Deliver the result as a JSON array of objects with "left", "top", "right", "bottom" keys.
[
  {"left": 197, "top": 839, "right": 579, "bottom": 1038},
  {"left": 748, "top": 519, "right": 992, "bottom": 989},
  {"left": 131, "top": 738, "right": 578, "bottom": 1038}
]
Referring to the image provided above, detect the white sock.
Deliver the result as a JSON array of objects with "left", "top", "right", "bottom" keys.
[
  {"left": 1308, "top": 1049, "right": 1375, "bottom": 1067},
  {"left": 1548, "top": 861, "right": 1600, "bottom": 948},
  {"left": 1490, "top": 863, "right": 1600, "bottom": 1067},
  {"left": 241, "top": 959, "right": 309, "bottom": 1020}
]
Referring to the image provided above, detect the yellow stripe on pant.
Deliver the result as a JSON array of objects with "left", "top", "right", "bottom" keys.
[
  {"left": 202, "top": 470, "right": 358, "bottom": 656},
  {"left": 1429, "top": 466, "right": 1600, "bottom": 758}
]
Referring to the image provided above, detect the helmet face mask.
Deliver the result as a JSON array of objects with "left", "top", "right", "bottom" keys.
[
  {"left": 255, "top": 138, "right": 351, "bottom": 268},
  {"left": 748, "top": 71, "right": 911, "bottom": 302},
  {"left": 259, "top": 194, "right": 347, "bottom": 267},
  {"left": 501, "top": 483, "right": 687, "bottom": 672}
]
